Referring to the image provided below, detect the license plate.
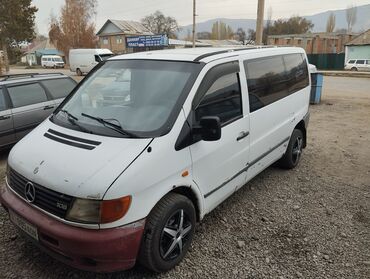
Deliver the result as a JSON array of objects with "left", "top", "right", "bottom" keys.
[{"left": 9, "top": 210, "right": 38, "bottom": 241}]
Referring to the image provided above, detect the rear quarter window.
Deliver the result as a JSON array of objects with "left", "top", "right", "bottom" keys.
[
  {"left": 283, "top": 54, "right": 309, "bottom": 93},
  {"left": 41, "top": 78, "right": 77, "bottom": 99}
]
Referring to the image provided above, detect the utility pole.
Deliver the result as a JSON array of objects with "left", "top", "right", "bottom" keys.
[
  {"left": 192, "top": 0, "right": 196, "bottom": 48},
  {"left": 256, "top": 0, "right": 265, "bottom": 45}
]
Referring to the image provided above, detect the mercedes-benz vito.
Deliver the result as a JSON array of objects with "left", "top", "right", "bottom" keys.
[{"left": 0, "top": 47, "right": 310, "bottom": 273}]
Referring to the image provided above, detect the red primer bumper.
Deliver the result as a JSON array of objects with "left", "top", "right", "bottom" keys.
[{"left": 0, "top": 185, "right": 145, "bottom": 273}]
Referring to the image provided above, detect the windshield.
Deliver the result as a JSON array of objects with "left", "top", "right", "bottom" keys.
[{"left": 52, "top": 59, "right": 203, "bottom": 137}]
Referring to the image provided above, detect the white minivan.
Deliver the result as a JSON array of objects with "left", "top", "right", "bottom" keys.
[
  {"left": 1, "top": 47, "right": 310, "bottom": 273},
  {"left": 69, "top": 48, "right": 114, "bottom": 76},
  {"left": 41, "top": 55, "right": 65, "bottom": 68},
  {"left": 344, "top": 59, "right": 370, "bottom": 71}
]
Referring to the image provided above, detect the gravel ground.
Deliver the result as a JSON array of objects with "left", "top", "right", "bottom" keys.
[{"left": 0, "top": 76, "right": 369, "bottom": 278}]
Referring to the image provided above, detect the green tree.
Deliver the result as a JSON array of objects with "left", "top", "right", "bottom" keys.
[
  {"left": 211, "top": 21, "right": 234, "bottom": 40},
  {"left": 49, "top": 0, "right": 97, "bottom": 63},
  {"left": 0, "top": 0, "right": 38, "bottom": 73},
  {"left": 236, "top": 28, "right": 246, "bottom": 43},
  {"left": 346, "top": 5, "right": 357, "bottom": 33},
  {"left": 141, "top": 11, "right": 179, "bottom": 39},
  {"left": 269, "top": 16, "right": 314, "bottom": 35},
  {"left": 326, "top": 12, "right": 336, "bottom": 33}
]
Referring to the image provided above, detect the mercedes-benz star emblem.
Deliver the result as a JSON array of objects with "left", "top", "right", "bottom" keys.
[{"left": 24, "top": 182, "right": 36, "bottom": 203}]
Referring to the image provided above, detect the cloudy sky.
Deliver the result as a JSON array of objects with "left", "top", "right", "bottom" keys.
[{"left": 33, "top": 0, "right": 370, "bottom": 35}]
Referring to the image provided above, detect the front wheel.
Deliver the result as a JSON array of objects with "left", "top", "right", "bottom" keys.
[
  {"left": 139, "top": 193, "right": 196, "bottom": 272},
  {"left": 278, "top": 129, "right": 304, "bottom": 169}
]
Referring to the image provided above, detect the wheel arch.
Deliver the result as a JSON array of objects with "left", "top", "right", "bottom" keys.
[
  {"left": 170, "top": 186, "right": 203, "bottom": 222},
  {"left": 294, "top": 120, "right": 307, "bottom": 148}
]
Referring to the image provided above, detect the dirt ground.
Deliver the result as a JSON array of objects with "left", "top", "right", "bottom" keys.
[{"left": 0, "top": 76, "right": 369, "bottom": 278}]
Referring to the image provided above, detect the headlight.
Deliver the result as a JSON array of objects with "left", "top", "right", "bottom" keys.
[{"left": 66, "top": 196, "right": 131, "bottom": 224}]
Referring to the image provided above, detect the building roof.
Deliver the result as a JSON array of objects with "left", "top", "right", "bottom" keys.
[
  {"left": 24, "top": 39, "right": 63, "bottom": 56},
  {"left": 169, "top": 39, "right": 211, "bottom": 47},
  {"left": 268, "top": 32, "right": 357, "bottom": 39},
  {"left": 96, "top": 19, "right": 153, "bottom": 36},
  {"left": 196, "top": 39, "right": 243, "bottom": 47},
  {"left": 110, "top": 46, "right": 304, "bottom": 63},
  {"left": 346, "top": 29, "right": 370, "bottom": 46}
]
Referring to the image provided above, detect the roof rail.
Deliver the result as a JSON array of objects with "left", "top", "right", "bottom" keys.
[
  {"left": 193, "top": 46, "right": 276, "bottom": 62},
  {"left": 0, "top": 72, "right": 65, "bottom": 81}
]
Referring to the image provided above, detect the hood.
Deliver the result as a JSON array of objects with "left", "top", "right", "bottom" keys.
[{"left": 8, "top": 120, "right": 152, "bottom": 199}]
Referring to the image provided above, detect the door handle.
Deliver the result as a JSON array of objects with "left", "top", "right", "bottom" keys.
[
  {"left": 43, "top": 105, "right": 55, "bottom": 110},
  {"left": 0, "top": 115, "right": 11, "bottom": 120},
  {"left": 237, "top": 131, "right": 249, "bottom": 141}
]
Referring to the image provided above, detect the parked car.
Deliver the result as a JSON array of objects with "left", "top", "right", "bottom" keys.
[
  {"left": 344, "top": 59, "right": 370, "bottom": 71},
  {"left": 69, "top": 48, "right": 114, "bottom": 76},
  {"left": 0, "top": 47, "right": 310, "bottom": 273},
  {"left": 0, "top": 73, "right": 77, "bottom": 149},
  {"left": 41, "top": 55, "right": 65, "bottom": 68}
]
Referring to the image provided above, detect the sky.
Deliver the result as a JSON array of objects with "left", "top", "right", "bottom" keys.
[{"left": 32, "top": 0, "right": 370, "bottom": 35}]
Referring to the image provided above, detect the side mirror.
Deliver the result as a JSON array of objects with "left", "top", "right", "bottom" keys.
[{"left": 195, "top": 116, "right": 221, "bottom": 141}]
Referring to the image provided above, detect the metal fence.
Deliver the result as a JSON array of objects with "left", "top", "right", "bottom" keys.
[{"left": 307, "top": 53, "right": 345, "bottom": 70}]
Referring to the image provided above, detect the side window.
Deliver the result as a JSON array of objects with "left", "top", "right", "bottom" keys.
[
  {"left": 0, "top": 88, "right": 7, "bottom": 111},
  {"left": 283, "top": 53, "right": 309, "bottom": 93},
  {"left": 348, "top": 60, "right": 355, "bottom": 64},
  {"left": 357, "top": 60, "right": 365, "bottom": 64},
  {"left": 41, "top": 78, "right": 77, "bottom": 99},
  {"left": 195, "top": 72, "right": 242, "bottom": 125},
  {"left": 244, "top": 56, "right": 288, "bottom": 113},
  {"left": 7, "top": 83, "right": 48, "bottom": 108}
]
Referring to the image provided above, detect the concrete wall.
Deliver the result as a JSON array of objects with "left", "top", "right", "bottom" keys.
[
  {"left": 345, "top": 45, "right": 370, "bottom": 62},
  {"left": 268, "top": 34, "right": 355, "bottom": 54}
]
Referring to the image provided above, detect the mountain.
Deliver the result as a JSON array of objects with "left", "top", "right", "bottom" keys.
[{"left": 179, "top": 4, "right": 370, "bottom": 38}]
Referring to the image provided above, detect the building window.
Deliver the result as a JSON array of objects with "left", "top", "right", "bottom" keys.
[
  {"left": 286, "top": 39, "right": 291, "bottom": 45},
  {"left": 116, "top": 36, "right": 123, "bottom": 44},
  {"left": 297, "top": 39, "right": 302, "bottom": 45},
  {"left": 101, "top": 37, "right": 108, "bottom": 45}
]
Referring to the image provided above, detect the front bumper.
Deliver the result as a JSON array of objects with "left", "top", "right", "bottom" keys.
[{"left": 0, "top": 184, "right": 145, "bottom": 273}]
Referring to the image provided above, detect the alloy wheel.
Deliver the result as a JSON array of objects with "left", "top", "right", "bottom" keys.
[
  {"left": 292, "top": 136, "right": 303, "bottom": 165},
  {"left": 160, "top": 209, "right": 192, "bottom": 261}
]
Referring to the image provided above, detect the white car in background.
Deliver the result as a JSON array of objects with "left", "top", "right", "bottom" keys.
[
  {"left": 344, "top": 59, "right": 370, "bottom": 71},
  {"left": 69, "top": 48, "right": 114, "bottom": 76},
  {"left": 41, "top": 55, "right": 65, "bottom": 68}
]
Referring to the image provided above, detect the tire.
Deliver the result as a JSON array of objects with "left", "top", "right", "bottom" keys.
[
  {"left": 139, "top": 193, "right": 196, "bottom": 272},
  {"left": 278, "top": 129, "right": 304, "bottom": 169},
  {"left": 351, "top": 67, "right": 358, "bottom": 71},
  {"left": 76, "top": 68, "right": 82, "bottom": 76}
]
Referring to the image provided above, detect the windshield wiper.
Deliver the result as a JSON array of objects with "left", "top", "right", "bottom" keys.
[
  {"left": 81, "top": 113, "right": 138, "bottom": 137},
  {"left": 59, "top": 110, "right": 92, "bottom": 134}
]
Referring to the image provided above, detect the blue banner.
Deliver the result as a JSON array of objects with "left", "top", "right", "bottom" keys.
[{"left": 126, "top": 35, "right": 169, "bottom": 48}]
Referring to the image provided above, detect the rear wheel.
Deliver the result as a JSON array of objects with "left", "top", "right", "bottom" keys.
[
  {"left": 76, "top": 68, "right": 82, "bottom": 76},
  {"left": 278, "top": 129, "right": 304, "bottom": 169},
  {"left": 351, "top": 67, "right": 358, "bottom": 71},
  {"left": 139, "top": 193, "right": 196, "bottom": 272}
]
